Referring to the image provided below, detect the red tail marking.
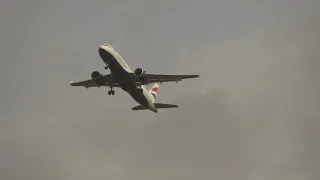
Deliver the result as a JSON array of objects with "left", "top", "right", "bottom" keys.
[{"left": 151, "top": 87, "right": 159, "bottom": 93}]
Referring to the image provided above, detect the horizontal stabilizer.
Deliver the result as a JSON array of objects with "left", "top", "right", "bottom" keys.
[
  {"left": 132, "top": 103, "right": 178, "bottom": 111},
  {"left": 154, "top": 103, "right": 178, "bottom": 109},
  {"left": 132, "top": 105, "right": 148, "bottom": 111}
]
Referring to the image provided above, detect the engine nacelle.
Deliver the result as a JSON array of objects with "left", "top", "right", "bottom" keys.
[
  {"left": 91, "top": 71, "right": 104, "bottom": 85},
  {"left": 134, "top": 68, "right": 146, "bottom": 77}
]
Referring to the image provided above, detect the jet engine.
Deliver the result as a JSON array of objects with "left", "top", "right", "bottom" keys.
[
  {"left": 134, "top": 68, "right": 146, "bottom": 77},
  {"left": 91, "top": 71, "right": 104, "bottom": 85}
]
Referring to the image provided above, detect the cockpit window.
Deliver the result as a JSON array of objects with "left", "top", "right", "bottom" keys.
[{"left": 103, "top": 44, "right": 113, "bottom": 49}]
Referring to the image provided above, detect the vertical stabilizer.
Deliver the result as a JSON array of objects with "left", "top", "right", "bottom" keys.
[{"left": 149, "top": 83, "right": 159, "bottom": 100}]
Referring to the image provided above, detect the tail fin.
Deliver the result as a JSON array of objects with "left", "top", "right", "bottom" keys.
[{"left": 149, "top": 83, "right": 160, "bottom": 100}]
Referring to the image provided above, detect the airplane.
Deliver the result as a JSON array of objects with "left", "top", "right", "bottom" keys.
[{"left": 69, "top": 44, "right": 199, "bottom": 113}]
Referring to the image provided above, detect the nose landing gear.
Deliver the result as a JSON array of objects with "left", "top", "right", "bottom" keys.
[
  {"left": 137, "top": 87, "right": 143, "bottom": 94},
  {"left": 104, "top": 62, "right": 109, "bottom": 70}
]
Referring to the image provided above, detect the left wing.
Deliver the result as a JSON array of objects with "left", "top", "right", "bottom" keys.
[
  {"left": 131, "top": 73, "right": 199, "bottom": 85},
  {"left": 70, "top": 74, "right": 120, "bottom": 88}
]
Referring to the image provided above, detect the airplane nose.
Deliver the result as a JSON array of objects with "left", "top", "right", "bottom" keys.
[
  {"left": 100, "top": 44, "right": 113, "bottom": 49},
  {"left": 99, "top": 44, "right": 108, "bottom": 50},
  {"left": 99, "top": 44, "right": 112, "bottom": 52}
]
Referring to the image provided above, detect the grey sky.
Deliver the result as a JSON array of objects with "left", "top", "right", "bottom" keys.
[{"left": 0, "top": 0, "right": 319, "bottom": 180}]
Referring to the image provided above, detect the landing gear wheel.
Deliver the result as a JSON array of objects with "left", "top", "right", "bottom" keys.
[{"left": 108, "top": 90, "right": 115, "bottom": 95}]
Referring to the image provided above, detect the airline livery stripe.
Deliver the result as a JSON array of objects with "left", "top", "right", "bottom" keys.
[{"left": 151, "top": 87, "right": 159, "bottom": 92}]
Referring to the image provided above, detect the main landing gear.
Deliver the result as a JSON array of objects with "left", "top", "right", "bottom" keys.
[
  {"left": 108, "top": 87, "right": 115, "bottom": 95},
  {"left": 108, "top": 89, "right": 115, "bottom": 95}
]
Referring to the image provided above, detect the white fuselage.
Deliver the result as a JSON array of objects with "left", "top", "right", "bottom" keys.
[{"left": 99, "top": 44, "right": 158, "bottom": 113}]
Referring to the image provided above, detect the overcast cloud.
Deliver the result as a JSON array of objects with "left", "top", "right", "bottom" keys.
[{"left": 0, "top": 0, "right": 319, "bottom": 180}]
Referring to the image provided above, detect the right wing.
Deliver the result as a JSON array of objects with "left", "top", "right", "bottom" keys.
[
  {"left": 70, "top": 74, "right": 120, "bottom": 88},
  {"left": 130, "top": 73, "right": 199, "bottom": 85}
]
